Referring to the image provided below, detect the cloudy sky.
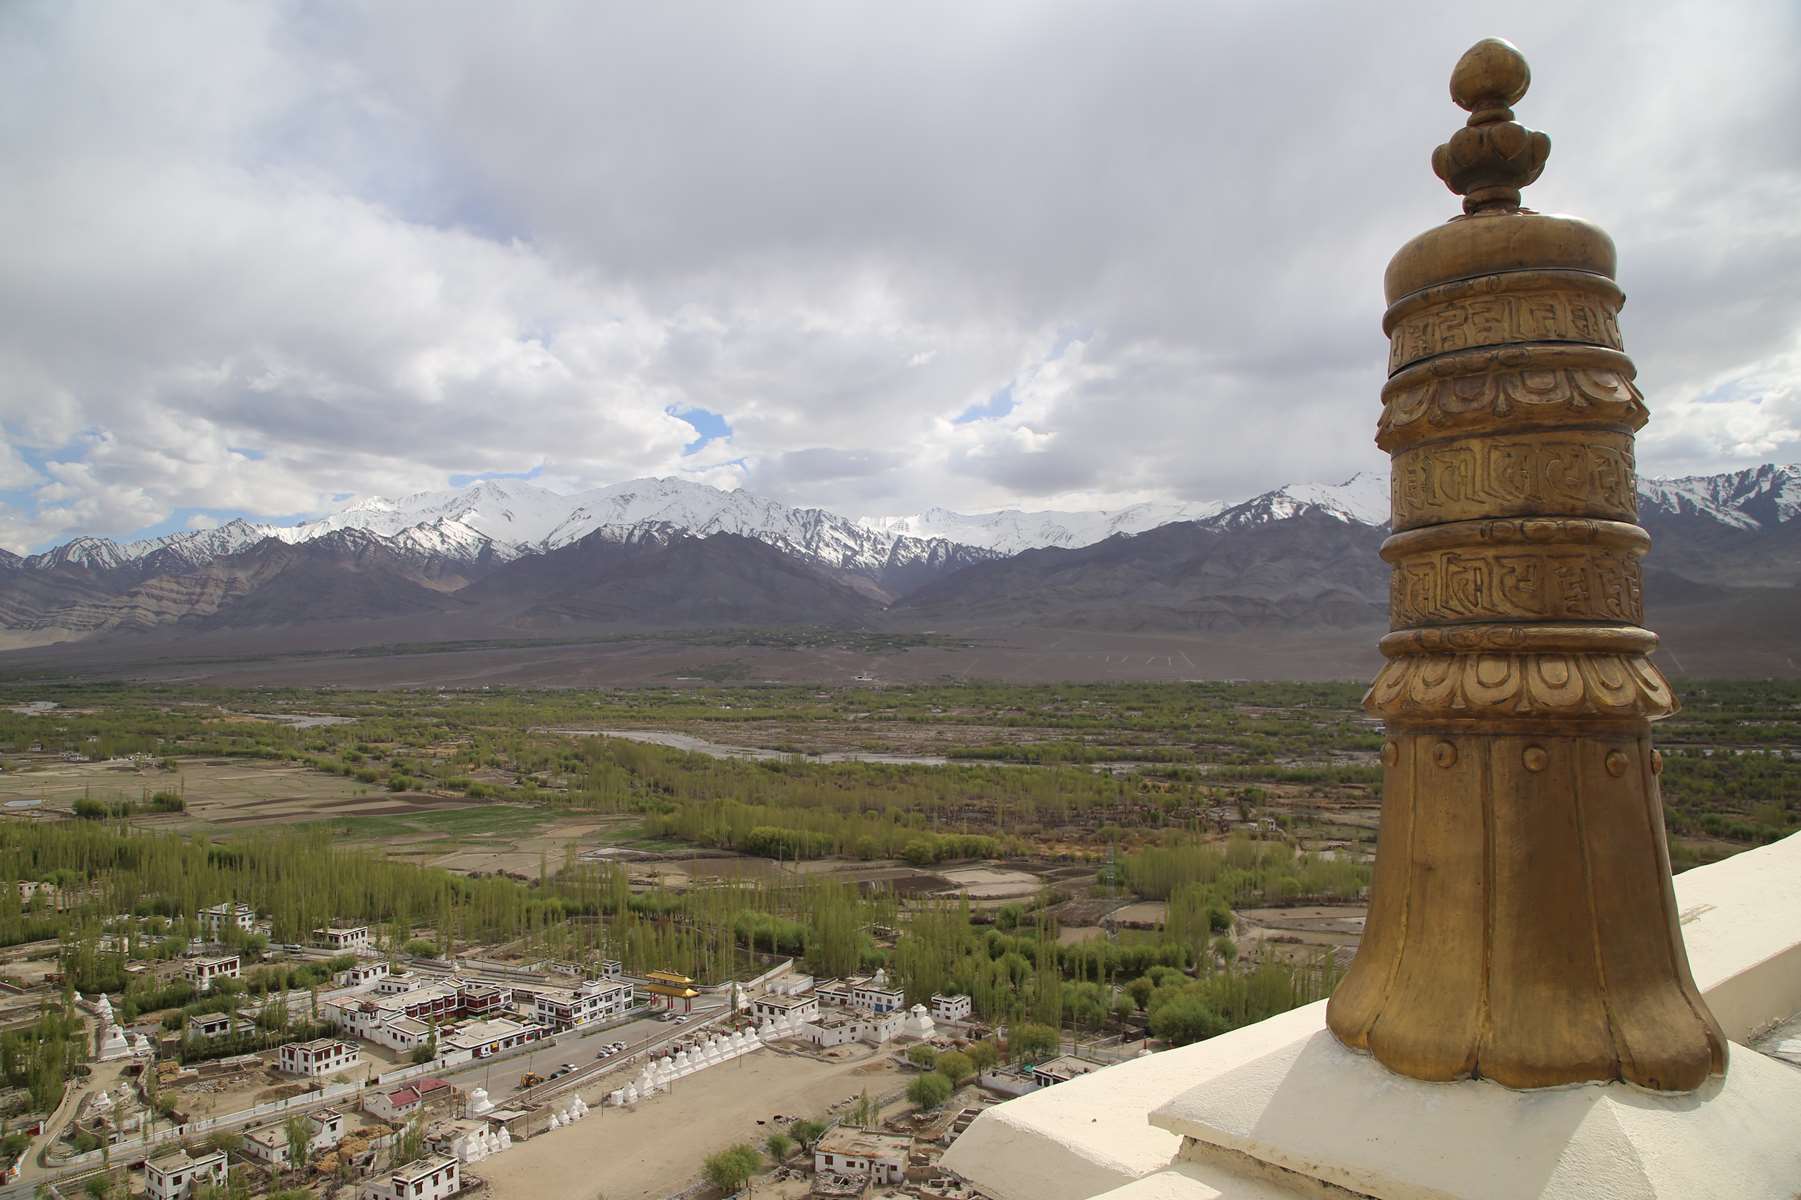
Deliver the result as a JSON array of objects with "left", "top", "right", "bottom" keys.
[{"left": 1, "top": 1, "right": 1797, "bottom": 553}]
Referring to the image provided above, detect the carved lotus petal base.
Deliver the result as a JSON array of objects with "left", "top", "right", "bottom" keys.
[
  {"left": 1364, "top": 649, "right": 1676, "bottom": 722},
  {"left": 1326, "top": 728, "right": 1728, "bottom": 1091}
]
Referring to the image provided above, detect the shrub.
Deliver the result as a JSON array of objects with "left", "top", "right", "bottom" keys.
[
  {"left": 935, "top": 1050, "right": 974, "bottom": 1087},
  {"left": 905, "top": 1044, "right": 939, "bottom": 1070},
  {"left": 906, "top": 1072, "right": 953, "bottom": 1110},
  {"left": 703, "top": 1143, "right": 762, "bottom": 1194},
  {"left": 787, "top": 1119, "right": 826, "bottom": 1147},
  {"left": 1008, "top": 1023, "right": 1058, "bottom": 1063}
]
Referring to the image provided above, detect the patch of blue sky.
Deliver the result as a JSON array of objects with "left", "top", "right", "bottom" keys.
[
  {"left": 1694, "top": 378, "right": 1758, "bottom": 406},
  {"left": 669, "top": 406, "right": 732, "bottom": 455},
  {"left": 954, "top": 384, "right": 1016, "bottom": 425}
]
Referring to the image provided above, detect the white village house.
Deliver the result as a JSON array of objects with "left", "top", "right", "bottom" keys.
[
  {"left": 186, "top": 1012, "right": 235, "bottom": 1040},
  {"left": 851, "top": 981, "right": 906, "bottom": 1014},
  {"left": 931, "top": 993, "right": 973, "bottom": 1022},
  {"left": 752, "top": 993, "right": 820, "bottom": 1023},
  {"left": 441, "top": 1016, "right": 542, "bottom": 1058},
  {"left": 184, "top": 954, "right": 240, "bottom": 994},
  {"left": 242, "top": 1109, "right": 345, "bottom": 1168},
  {"left": 144, "top": 1149, "right": 228, "bottom": 1200},
  {"left": 799, "top": 1006, "right": 901, "bottom": 1048},
  {"left": 278, "top": 1037, "right": 359, "bottom": 1077},
  {"left": 362, "top": 1155, "right": 460, "bottom": 1200},
  {"left": 314, "top": 924, "right": 373, "bottom": 951},
  {"left": 532, "top": 979, "right": 634, "bottom": 1030},
  {"left": 195, "top": 902, "right": 255, "bottom": 940},
  {"left": 815, "top": 1128, "right": 910, "bottom": 1186}
]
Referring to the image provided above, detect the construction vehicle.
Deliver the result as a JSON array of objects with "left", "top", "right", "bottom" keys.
[{"left": 519, "top": 1071, "right": 543, "bottom": 1089}]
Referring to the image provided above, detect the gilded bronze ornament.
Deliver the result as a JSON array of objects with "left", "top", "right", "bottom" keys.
[{"left": 1324, "top": 38, "right": 1729, "bottom": 1091}]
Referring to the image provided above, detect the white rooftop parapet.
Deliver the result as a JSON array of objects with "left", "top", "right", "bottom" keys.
[{"left": 944, "top": 831, "right": 1801, "bottom": 1200}]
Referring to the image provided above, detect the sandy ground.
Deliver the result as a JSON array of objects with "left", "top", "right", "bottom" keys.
[
  {"left": 1234, "top": 904, "right": 1368, "bottom": 959},
  {"left": 933, "top": 866, "right": 1041, "bottom": 899},
  {"left": 1108, "top": 901, "right": 1169, "bottom": 926},
  {"left": 167, "top": 1065, "right": 311, "bottom": 1119},
  {"left": 479, "top": 1043, "right": 905, "bottom": 1200}
]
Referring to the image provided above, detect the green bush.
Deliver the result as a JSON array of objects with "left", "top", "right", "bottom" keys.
[
  {"left": 703, "top": 1143, "right": 762, "bottom": 1193},
  {"left": 1008, "top": 1023, "right": 1058, "bottom": 1064},
  {"left": 935, "top": 1049, "right": 975, "bottom": 1086},
  {"left": 907, "top": 1071, "right": 953, "bottom": 1110}
]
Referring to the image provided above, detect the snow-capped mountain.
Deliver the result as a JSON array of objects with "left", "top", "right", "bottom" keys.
[
  {"left": 1205, "top": 473, "right": 1390, "bottom": 530},
  {"left": 866, "top": 473, "right": 1387, "bottom": 550},
  {"left": 250, "top": 476, "right": 978, "bottom": 577},
  {"left": 17, "top": 518, "right": 277, "bottom": 572},
  {"left": 12, "top": 464, "right": 1798, "bottom": 582},
  {"left": 1637, "top": 463, "right": 1800, "bottom": 531}
]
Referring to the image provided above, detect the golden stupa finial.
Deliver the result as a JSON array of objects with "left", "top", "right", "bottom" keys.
[{"left": 1431, "top": 38, "right": 1551, "bottom": 214}]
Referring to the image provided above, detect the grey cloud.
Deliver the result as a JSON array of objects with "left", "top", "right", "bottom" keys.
[{"left": 0, "top": 0, "right": 1796, "bottom": 551}]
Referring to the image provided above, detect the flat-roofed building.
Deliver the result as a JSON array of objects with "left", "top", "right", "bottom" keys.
[
  {"left": 186, "top": 1011, "right": 235, "bottom": 1040},
  {"left": 441, "top": 1016, "right": 542, "bottom": 1059},
  {"left": 456, "top": 981, "right": 510, "bottom": 1017},
  {"left": 361, "top": 1155, "right": 460, "bottom": 1200},
  {"left": 328, "top": 982, "right": 461, "bottom": 1038},
  {"left": 852, "top": 982, "right": 906, "bottom": 1014},
  {"left": 278, "top": 1037, "right": 359, "bottom": 1077},
  {"left": 196, "top": 902, "right": 255, "bottom": 940},
  {"left": 314, "top": 925, "right": 372, "bottom": 951},
  {"left": 534, "top": 979, "right": 633, "bottom": 1030},
  {"left": 800, "top": 1006, "right": 902, "bottom": 1048},
  {"left": 931, "top": 993, "right": 973, "bottom": 1022},
  {"left": 242, "top": 1109, "right": 345, "bottom": 1168},
  {"left": 753, "top": 993, "right": 820, "bottom": 1023},
  {"left": 374, "top": 1016, "right": 434, "bottom": 1053},
  {"left": 1029, "top": 1055, "right": 1107, "bottom": 1088},
  {"left": 375, "top": 973, "right": 422, "bottom": 996},
  {"left": 144, "top": 1149, "right": 228, "bottom": 1200},
  {"left": 335, "top": 961, "right": 391, "bottom": 989},
  {"left": 814, "top": 1128, "right": 911, "bottom": 1186},
  {"left": 185, "top": 954, "right": 240, "bottom": 994}
]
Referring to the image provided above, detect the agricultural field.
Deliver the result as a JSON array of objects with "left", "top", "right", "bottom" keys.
[{"left": 0, "top": 675, "right": 1793, "bottom": 1077}]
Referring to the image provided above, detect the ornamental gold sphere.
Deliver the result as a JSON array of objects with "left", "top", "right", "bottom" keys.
[{"left": 1450, "top": 37, "right": 1530, "bottom": 112}]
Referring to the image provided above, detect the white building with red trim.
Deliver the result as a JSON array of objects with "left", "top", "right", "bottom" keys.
[
  {"left": 361, "top": 1155, "right": 460, "bottom": 1200},
  {"left": 365, "top": 1076, "right": 457, "bottom": 1124},
  {"left": 278, "top": 1037, "right": 360, "bottom": 1077},
  {"left": 144, "top": 1149, "right": 228, "bottom": 1200},
  {"left": 533, "top": 979, "right": 634, "bottom": 1030},
  {"left": 185, "top": 954, "right": 240, "bottom": 994}
]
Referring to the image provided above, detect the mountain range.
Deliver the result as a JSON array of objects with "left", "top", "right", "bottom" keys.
[{"left": 1, "top": 465, "right": 1796, "bottom": 672}]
